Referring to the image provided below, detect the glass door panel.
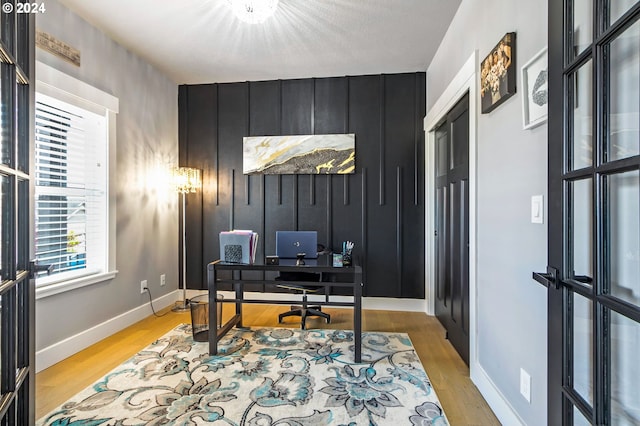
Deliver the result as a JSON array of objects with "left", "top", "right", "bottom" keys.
[
  {"left": 569, "top": 178, "right": 594, "bottom": 284},
  {"left": 0, "top": 175, "right": 9, "bottom": 277},
  {"left": 572, "top": 0, "right": 594, "bottom": 58},
  {"left": 605, "top": 170, "right": 639, "bottom": 305},
  {"left": 610, "top": 310, "right": 640, "bottom": 425},
  {"left": 606, "top": 20, "right": 639, "bottom": 162},
  {"left": 1, "top": 63, "right": 13, "bottom": 166},
  {"left": 574, "top": 406, "right": 592, "bottom": 426},
  {"left": 0, "top": 0, "right": 14, "bottom": 55},
  {"left": 610, "top": 0, "right": 639, "bottom": 25},
  {"left": 17, "top": 85, "right": 28, "bottom": 173},
  {"left": 15, "top": 13, "right": 28, "bottom": 73},
  {"left": 573, "top": 293, "right": 594, "bottom": 404},
  {"left": 571, "top": 60, "right": 594, "bottom": 171},
  {"left": 16, "top": 179, "right": 27, "bottom": 272}
]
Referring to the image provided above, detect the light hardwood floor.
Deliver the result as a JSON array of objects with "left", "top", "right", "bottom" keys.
[{"left": 36, "top": 304, "right": 500, "bottom": 425}]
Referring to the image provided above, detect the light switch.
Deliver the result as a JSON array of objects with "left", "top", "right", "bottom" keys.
[{"left": 531, "top": 195, "right": 543, "bottom": 224}]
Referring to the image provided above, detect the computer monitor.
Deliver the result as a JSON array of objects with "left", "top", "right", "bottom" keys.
[{"left": 275, "top": 231, "right": 318, "bottom": 259}]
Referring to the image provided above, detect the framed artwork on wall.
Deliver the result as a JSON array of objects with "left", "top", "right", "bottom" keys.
[
  {"left": 243, "top": 133, "right": 355, "bottom": 174},
  {"left": 480, "top": 32, "right": 516, "bottom": 114},
  {"left": 521, "top": 47, "right": 548, "bottom": 129}
]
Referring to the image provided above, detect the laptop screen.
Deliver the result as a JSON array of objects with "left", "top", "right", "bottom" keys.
[{"left": 275, "top": 231, "right": 318, "bottom": 259}]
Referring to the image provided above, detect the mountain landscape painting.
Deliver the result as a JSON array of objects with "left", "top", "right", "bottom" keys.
[{"left": 243, "top": 134, "right": 355, "bottom": 175}]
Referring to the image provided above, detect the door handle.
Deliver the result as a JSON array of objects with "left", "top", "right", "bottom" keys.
[
  {"left": 29, "top": 260, "right": 54, "bottom": 278},
  {"left": 532, "top": 266, "right": 559, "bottom": 289},
  {"left": 571, "top": 275, "right": 593, "bottom": 284}
]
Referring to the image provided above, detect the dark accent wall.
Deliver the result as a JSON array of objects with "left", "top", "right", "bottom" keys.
[{"left": 179, "top": 73, "right": 425, "bottom": 298}]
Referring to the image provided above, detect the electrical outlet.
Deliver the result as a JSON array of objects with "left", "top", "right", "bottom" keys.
[
  {"left": 160, "top": 274, "right": 166, "bottom": 286},
  {"left": 140, "top": 279, "right": 147, "bottom": 294},
  {"left": 520, "top": 368, "right": 531, "bottom": 403}
]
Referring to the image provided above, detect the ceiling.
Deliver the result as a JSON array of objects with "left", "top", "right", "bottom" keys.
[{"left": 58, "top": 0, "right": 462, "bottom": 85}]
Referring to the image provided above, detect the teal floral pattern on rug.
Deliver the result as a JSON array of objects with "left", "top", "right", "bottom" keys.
[{"left": 38, "top": 325, "right": 449, "bottom": 425}]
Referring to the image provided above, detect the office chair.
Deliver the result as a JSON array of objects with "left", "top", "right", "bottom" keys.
[{"left": 276, "top": 271, "right": 331, "bottom": 330}]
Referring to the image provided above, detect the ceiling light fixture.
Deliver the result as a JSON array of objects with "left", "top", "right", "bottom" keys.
[{"left": 228, "top": 0, "right": 279, "bottom": 24}]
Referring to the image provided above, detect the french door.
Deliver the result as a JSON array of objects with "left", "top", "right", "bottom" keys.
[
  {"left": 543, "top": 0, "right": 640, "bottom": 424},
  {"left": 0, "top": 5, "right": 35, "bottom": 424}
]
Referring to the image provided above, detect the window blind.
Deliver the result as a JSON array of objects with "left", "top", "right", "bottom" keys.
[{"left": 35, "top": 93, "right": 107, "bottom": 281}]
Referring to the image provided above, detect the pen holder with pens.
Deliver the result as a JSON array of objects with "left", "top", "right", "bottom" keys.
[{"left": 342, "top": 241, "right": 354, "bottom": 267}]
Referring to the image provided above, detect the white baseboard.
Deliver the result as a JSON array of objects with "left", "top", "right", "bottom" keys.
[
  {"left": 472, "top": 361, "right": 525, "bottom": 426},
  {"left": 36, "top": 291, "right": 178, "bottom": 373},
  {"left": 361, "top": 296, "right": 428, "bottom": 312},
  {"left": 36, "top": 289, "right": 425, "bottom": 373},
  {"left": 38, "top": 285, "right": 518, "bottom": 425}
]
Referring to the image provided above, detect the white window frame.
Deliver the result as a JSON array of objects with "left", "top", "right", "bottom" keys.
[{"left": 35, "top": 62, "right": 119, "bottom": 299}]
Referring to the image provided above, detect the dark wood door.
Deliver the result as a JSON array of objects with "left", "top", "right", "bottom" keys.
[
  {"left": 434, "top": 93, "right": 470, "bottom": 365},
  {"left": 541, "top": 1, "right": 640, "bottom": 424}
]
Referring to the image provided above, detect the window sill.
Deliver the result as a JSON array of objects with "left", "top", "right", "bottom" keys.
[{"left": 35, "top": 270, "right": 119, "bottom": 300}]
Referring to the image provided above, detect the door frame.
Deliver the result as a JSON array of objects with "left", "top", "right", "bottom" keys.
[
  {"left": 424, "top": 52, "right": 477, "bottom": 360},
  {"left": 424, "top": 51, "right": 524, "bottom": 425}
]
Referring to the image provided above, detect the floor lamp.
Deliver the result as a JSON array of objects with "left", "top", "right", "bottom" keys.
[{"left": 172, "top": 166, "right": 201, "bottom": 312}]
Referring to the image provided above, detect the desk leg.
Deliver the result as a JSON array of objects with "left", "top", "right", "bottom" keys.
[
  {"left": 209, "top": 266, "right": 218, "bottom": 355},
  {"left": 235, "top": 279, "right": 243, "bottom": 328},
  {"left": 354, "top": 280, "right": 362, "bottom": 363}
]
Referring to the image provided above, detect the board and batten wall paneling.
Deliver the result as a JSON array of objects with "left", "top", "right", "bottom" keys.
[
  {"left": 179, "top": 73, "right": 425, "bottom": 298},
  {"left": 178, "top": 85, "right": 215, "bottom": 291}
]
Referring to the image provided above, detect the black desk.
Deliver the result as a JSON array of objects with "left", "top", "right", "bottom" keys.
[{"left": 207, "top": 257, "right": 363, "bottom": 362}]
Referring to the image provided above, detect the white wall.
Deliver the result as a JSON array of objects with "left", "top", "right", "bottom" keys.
[
  {"left": 426, "top": 0, "right": 548, "bottom": 424},
  {"left": 35, "top": 0, "right": 179, "bottom": 370}
]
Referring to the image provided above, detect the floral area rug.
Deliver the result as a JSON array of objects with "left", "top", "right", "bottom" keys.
[{"left": 38, "top": 325, "right": 449, "bottom": 425}]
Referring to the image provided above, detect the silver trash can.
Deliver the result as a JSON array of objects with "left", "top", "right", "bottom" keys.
[{"left": 190, "top": 294, "right": 223, "bottom": 342}]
